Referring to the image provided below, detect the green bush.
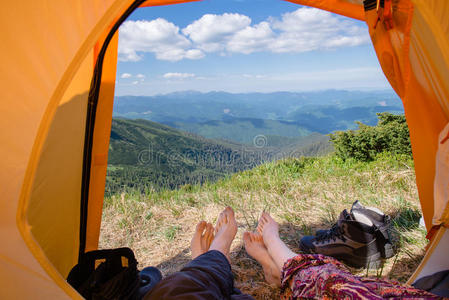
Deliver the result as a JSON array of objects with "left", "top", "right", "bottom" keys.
[{"left": 329, "top": 113, "right": 412, "bottom": 161}]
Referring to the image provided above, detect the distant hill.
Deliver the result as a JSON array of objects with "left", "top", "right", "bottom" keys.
[
  {"left": 106, "top": 118, "right": 331, "bottom": 195},
  {"left": 167, "top": 117, "right": 311, "bottom": 145},
  {"left": 113, "top": 90, "right": 403, "bottom": 142},
  {"left": 288, "top": 104, "right": 404, "bottom": 133}
]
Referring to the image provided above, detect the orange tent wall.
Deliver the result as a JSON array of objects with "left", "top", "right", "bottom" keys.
[
  {"left": 364, "top": 0, "right": 449, "bottom": 230},
  {"left": 1, "top": 0, "right": 449, "bottom": 298}
]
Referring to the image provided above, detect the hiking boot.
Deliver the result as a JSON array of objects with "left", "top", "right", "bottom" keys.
[
  {"left": 316, "top": 201, "right": 395, "bottom": 259},
  {"left": 351, "top": 201, "right": 395, "bottom": 258},
  {"left": 300, "top": 208, "right": 382, "bottom": 268}
]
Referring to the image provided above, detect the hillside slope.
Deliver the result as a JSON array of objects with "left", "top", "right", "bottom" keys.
[
  {"left": 100, "top": 153, "right": 426, "bottom": 299},
  {"left": 106, "top": 118, "right": 331, "bottom": 194}
]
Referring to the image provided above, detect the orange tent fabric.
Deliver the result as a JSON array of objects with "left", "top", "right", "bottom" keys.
[{"left": 0, "top": 0, "right": 448, "bottom": 297}]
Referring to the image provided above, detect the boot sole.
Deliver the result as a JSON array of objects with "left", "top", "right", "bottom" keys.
[
  {"left": 299, "top": 241, "right": 383, "bottom": 269},
  {"left": 315, "top": 232, "right": 395, "bottom": 259}
]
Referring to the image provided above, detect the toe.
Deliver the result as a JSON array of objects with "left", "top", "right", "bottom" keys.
[
  {"left": 207, "top": 228, "right": 214, "bottom": 244},
  {"left": 219, "top": 211, "right": 225, "bottom": 222},
  {"left": 252, "top": 232, "right": 259, "bottom": 242},
  {"left": 202, "top": 224, "right": 208, "bottom": 238},
  {"left": 205, "top": 223, "right": 213, "bottom": 238},
  {"left": 226, "top": 206, "right": 235, "bottom": 217},
  {"left": 224, "top": 207, "right": 233, "bottom": 223},
  {"left": 265, "top": 212, "right": 276, "bottom": 224},
  {"left": 216, "top": 214, "right": 223, "bottom": 228},
  {"left": 243, "top": 232, "right": 250, "bottom": 244},
  {"left": 203, "top": 223, "right": 214, "bottom": 249},
  {"left": 196, "top": 221, "right": 207, "bottom": 234},
  {"left": 262, "top": 214, "right": 269, "bottom": 223},
  {"left": 247, "top": 232, "right": 254, "bottom": 242}
]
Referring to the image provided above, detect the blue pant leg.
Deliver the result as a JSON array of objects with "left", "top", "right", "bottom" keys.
[{"left": 144, "top": 250, "right": 254, "bottom": 300}]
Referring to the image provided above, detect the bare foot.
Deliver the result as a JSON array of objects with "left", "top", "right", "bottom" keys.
[
  {"left": 243, "top": 232, "right": 281, "bottom": 287},
  {"left": 191, "top": 221, "right": 215, "bottom": 259},
  {"left": 209, "top": 207, "right": 238, "bottom": 262},
  {"left": 257, "top": 212, "right": 280, "bottom": 243},
  {"left": 257, "top": 212, "right": 297, "bottom": 270}
]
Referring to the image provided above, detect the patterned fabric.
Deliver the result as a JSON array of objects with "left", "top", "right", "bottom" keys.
[{"left": 280, "top": 254, "right": 444, "bottom": 300}]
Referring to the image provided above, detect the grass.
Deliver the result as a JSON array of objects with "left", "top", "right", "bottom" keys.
[{"left": 99, "top": 152, "right": 427, "bottom": 299}]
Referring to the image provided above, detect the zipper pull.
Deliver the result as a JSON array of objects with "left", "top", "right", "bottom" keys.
[{"left": 373, "top": 0, "right": 394, "bottom": 31}]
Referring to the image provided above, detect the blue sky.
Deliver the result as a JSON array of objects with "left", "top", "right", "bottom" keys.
[{"left": 116, "top": 0, "right": 391, "bottom": 96}]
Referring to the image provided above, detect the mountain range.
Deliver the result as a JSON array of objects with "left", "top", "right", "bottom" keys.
[
  {"left": 113, "top": 90, "right": 403, "bottom": 144},
  {"left": 107, "top": 90, "right": 403, "bottom": 193}
]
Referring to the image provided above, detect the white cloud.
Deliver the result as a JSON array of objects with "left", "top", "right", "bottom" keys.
[
  {"left": 268, "top": 8, "right": 369, "bottom": 53},
  {"left": 121, "top": 73, "right": 132, "bottom": 78},
  {"left": 163, "top": 72, "right": 196, "bottom": 79},
  {"left": 227, "top": 21, "right": 274, "bottom": 54},
  {"left": 181, "top": 9, "right": 368, "bottom": 56},
  {"left": 132, "top": 81, "right": 139, "bottom": 85},
  {"left": 185, "top": 49, "right": 205, "bottom": 60},
  {"left": 118, "top": 48, "right": 142, "bottom": 62},
  {"left": 182, "top": 13, "right": 250, "bottom": 52},
  {"left": 118, "top": 8, "right": 369, "bottom": 62},
  {"left": 118, "top": 19, "right": 203, "bottom": 62},
  {"left": 136, "top": 74, "right": 145, "bottom": 78},
  {"left": 242, "top": 74, "right": 266, "bottom": 78}
]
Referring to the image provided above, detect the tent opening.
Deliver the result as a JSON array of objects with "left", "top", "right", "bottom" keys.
[{"left": 98, "top": 1, "right": 431, "bottom": 297}]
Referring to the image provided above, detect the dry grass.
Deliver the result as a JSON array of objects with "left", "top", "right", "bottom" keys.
[{"left": 99, "top": 153, "right": 427, "bottom": 299}]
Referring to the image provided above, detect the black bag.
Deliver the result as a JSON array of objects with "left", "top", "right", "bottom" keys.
[{"left": 67, "top": 247, "right": 140, "bottom": 300}]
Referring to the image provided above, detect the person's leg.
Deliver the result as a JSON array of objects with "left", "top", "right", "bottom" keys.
[
  {"left": 256, "top": 212, "right": 442, "bottom": 300},
  {"left": 256, "top": 212, "right": 297, "bottom": 270},
  {"left": 255, "top": 212, "right": 379, "bottom": 298},
  {"left": 243, "top": 231, "right": 281, "bottom": 287},
  {"left": 144, "top": 207, "right": 252, "bottom": 300}
]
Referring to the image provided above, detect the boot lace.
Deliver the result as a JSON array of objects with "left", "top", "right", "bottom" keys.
[{"left": 314, "top": 224, "right": 346, "bottom": 243}]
